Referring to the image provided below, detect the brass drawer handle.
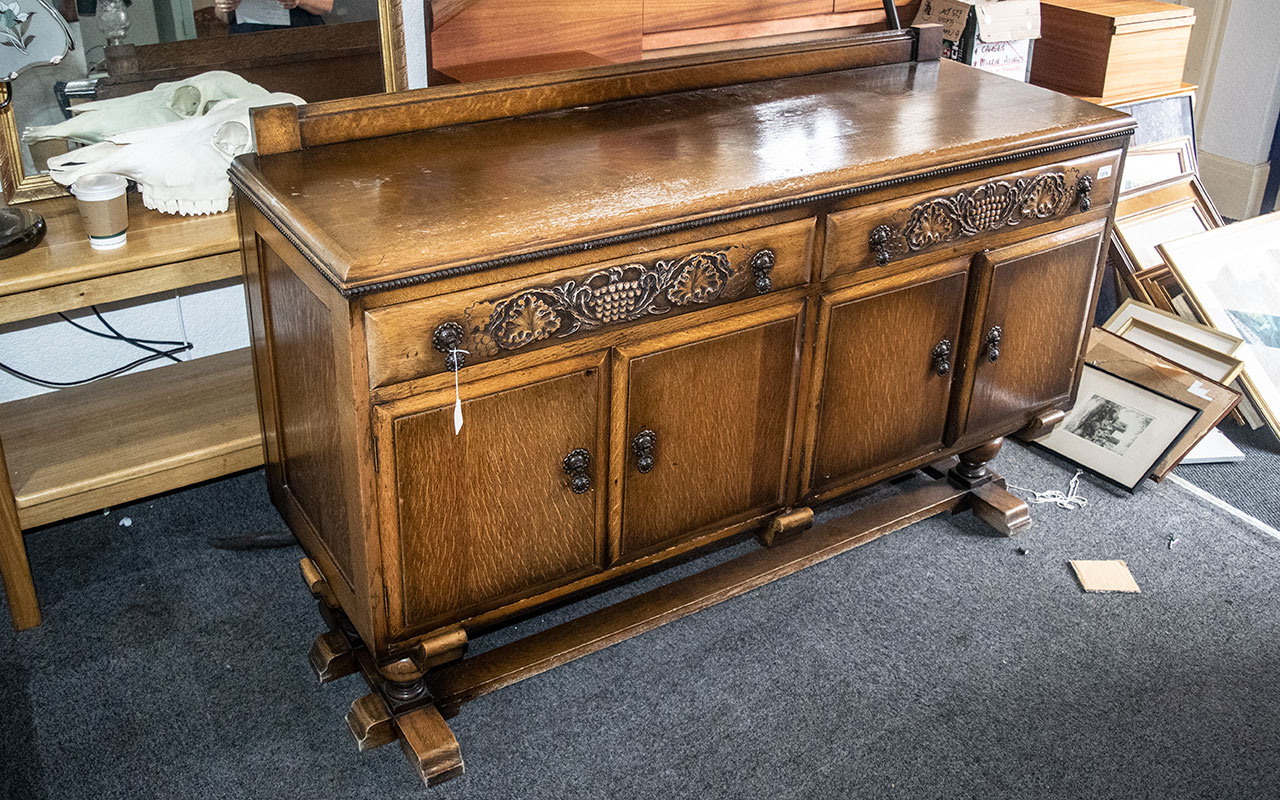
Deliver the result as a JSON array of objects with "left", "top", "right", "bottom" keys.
[
  {"left": 1077, "top": 175, "right": 1093, "bottom": 212},
  {"left": 985, "top": 325, "right": 1003, "bottom": 363},
  {"left": 631, "top": 429, "right": 657, "bottom": 474},
  {"left": 562, "top": 448, "right": 592, "bottom": 494},
  {"left": 432, "top": 321, "right": 466, "bottom": 372},
  {"left": 931, "top": 338, "right": 952, "bottom": 376}
]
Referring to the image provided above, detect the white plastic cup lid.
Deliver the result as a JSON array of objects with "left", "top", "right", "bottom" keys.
[{"left": 71, "top": 173, "right": 128, "bottom": 201}]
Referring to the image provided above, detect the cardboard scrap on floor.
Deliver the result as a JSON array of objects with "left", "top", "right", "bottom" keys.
[{"left": 1070, "top": 560, "right": 1141, "bottom": 593}]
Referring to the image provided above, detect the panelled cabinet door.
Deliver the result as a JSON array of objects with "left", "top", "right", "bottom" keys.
[
  {"left": 615, "top": 303, "right": 804, "bottom": 561},
  {"left": 375, "top": 354, "right": 608, "bottom": 636},
  {"left": 805, "top": 259, "right": 968, "bottom": 497},
  {"left": 953, "top": 219, "right": 1108, "bottom": 441}
]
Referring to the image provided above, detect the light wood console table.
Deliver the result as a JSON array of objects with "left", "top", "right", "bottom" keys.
[{"left": 0, "top": 195, "right": 262, "bottom": 630}]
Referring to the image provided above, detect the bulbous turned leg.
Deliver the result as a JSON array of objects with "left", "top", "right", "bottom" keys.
[
  {"left": 948, "top": 437, "right": 1031, "bottom": 537},
  {"left": 948, "top": 437, "right": 1005, "bottom": 489}
]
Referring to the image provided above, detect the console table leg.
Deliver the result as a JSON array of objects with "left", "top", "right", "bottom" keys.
[{"left": 0, "top": 439, "right": 40, "bottom": 630}]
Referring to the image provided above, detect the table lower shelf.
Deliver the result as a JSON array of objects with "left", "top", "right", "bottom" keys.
[{"left": 0, "top": 348, "right": 263, "bottom": 529}]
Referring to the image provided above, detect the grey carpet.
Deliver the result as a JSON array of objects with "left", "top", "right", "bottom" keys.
[
  {"left": 3, "top": 442, "right": 1279, "bottom": 800},
  {"left": 1176, "top": 423, "right": 1280, "bottom": 530}
]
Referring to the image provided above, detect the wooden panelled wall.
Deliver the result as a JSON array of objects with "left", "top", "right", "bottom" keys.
[{"left": 431, "top": 0, "right": 921, "bottom": 73}]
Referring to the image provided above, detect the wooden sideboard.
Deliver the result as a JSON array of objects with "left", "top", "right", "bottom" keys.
[{"left": 232, "top": 28, "right": 1133, "bottom": 786}]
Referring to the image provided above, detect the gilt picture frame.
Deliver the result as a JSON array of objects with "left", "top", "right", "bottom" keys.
[
  {"left": 1159, "top": 211, "right": 1280, "bottom": 440},
  {"left": 1109, "top": 318, "right": 1244, "bottom": 385}
]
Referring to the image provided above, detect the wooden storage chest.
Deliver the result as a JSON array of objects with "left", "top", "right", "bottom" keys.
[
  {"left": 1030, "top": 0, "right": 1195, "bottom": 99},
  {"left": 232, "top": 28, "right": 1133, "bottom": 786}
]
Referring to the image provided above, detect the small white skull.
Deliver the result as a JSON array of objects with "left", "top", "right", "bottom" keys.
[
  {"left": 46, "top": 92, "right": 304, "bottom": 216},
  {"left": 22, "top": 70, "right": 272, "bottom": 145}
]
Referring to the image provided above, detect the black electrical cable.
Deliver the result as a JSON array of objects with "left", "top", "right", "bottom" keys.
[
  {"left": 1, "top": 304, "right": 195, "bottom": 388},
  {"left": 57, "top": 311, "right": 188, "bottom": 365},
  {"left": 57, "top": 311, "right": 187, "bottom": 347},
  {"left": 0, "top": 343, "right": 192, "bottom": 388},
  {"left": 87, "top": 306, "right": 186, "bottom": 364}
]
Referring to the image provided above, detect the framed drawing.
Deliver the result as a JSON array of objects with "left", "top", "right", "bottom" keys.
[
  {"left": 1109, "top": 318, "right": 1244, "bottom": 384},
  {"left": 1103, "top": 299, "right": 1245, "bottom": 357},
  {"left": 1085, "top": 328, "right": 1240, "bottom": 481},
  {"left": 1120, "top": 135, "right": 1198, "bottom": 195},
  {"left": 1113, "top": 177, "right": 1223, "bottom": 273},
  {"left": 1037, "top": 365, "right": 1201, "bottom": 491},
  {"left": 1160, "top": 211, "right": 1280, "bottom": 440}
]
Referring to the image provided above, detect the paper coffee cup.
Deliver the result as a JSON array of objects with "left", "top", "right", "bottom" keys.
[{"left": 71, "top": 173, "right": 129, "bottom": 250}]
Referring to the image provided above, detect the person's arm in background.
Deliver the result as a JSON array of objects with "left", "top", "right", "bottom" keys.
[
  {"left": 278, "top": 0, "right": 333, "bottom": 13},
  {"left": 213, "top": 0, "right": 241, "bottom": 23}
]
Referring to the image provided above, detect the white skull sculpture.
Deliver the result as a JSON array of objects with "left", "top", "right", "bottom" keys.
[
  {"left": 22, "top": 70, "right": 272, "bottom": 144},
  {"left": 45, "top": 92, "right": 305, "bottom": 216}
]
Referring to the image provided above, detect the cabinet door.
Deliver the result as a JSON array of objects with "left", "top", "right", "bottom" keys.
[
  {"left": 376, "top": 354, "right": 608, "bottom": 635},
  {"left": 806, "top": 260, "right": 968, "bottom": 497},
  {"left": 953, "top": 219, "right": 1108, "bottom": 441},
  {"left": 616, "top": 303, "right": 803, "bottom": 560}
]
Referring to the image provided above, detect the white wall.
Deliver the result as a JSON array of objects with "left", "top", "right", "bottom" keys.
[
  {"left": 1185, "top": 0, "right": 1280, "bottom": 218},
  {"left": 0, "top": 281, "right": 248, "bottom": 403},
  {"left": 401, "top": 0, "right": 429, "bottom": 88}
]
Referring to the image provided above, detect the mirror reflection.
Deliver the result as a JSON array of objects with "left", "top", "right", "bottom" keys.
[{"left": 7, "top": 0, "right": 387, "bottom": 200}]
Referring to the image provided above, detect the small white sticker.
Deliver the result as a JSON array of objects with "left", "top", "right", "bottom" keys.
[
  {"left": 1098, "top": 165, "right": 1113, "bottom": 180},
  {"left": 1188, "top": 379, "right": 1213, "bottom": 400}
]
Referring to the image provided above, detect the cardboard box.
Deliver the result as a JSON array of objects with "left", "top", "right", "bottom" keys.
[
  {"left": 914, "top": 0, "right": 1042, "bottom": 82},
  {"left": 1030, "top": 0, "right": 1195, "bottom": 100}
]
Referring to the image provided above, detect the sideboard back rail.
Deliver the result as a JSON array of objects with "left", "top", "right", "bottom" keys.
[{"left": 249, "top": 26, "right": 942, "bottom": 156}]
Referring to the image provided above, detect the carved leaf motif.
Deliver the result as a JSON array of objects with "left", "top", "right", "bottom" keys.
[
  {"left": 490, "top": 292, "right": 562, "bottom": 349},
  {"left": 666, "top": 251, "right": 733, "bottom": 306}
]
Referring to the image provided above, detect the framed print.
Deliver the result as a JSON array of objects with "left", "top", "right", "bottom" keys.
[
  {"left": 1085, "top": 328, "right": 1240, "bottom": 480},
  {"left": 1120, "top": 135, "right": 1198, "bottom": 195},
  {"left": 1110, "top": 318, "right": 1245, "bottom": 384},
  {"left": 1038, "top": 365, "right": 1201, "bottom": 490},
  {"left": 1103, "top": 298, "right": 1245, "bottom": 357},
  {"left": 1160, "top": 211, "right": 1280, "bottom": 440},
  {"left": 1112, "top": 177, "right": 1224, "bottom": 276}
]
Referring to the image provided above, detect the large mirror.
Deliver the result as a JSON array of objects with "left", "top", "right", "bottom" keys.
[{"left": 1, "top": 0, "right": 411, "bottom": 203}]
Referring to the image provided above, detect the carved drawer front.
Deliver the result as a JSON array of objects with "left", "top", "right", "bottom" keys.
[
  {"left": 823, "top": 149, "right": 1122, "bottom": 279},
  {"left": 364, "top": 218, "right": 815, "bottom": 390},
  {"left": 373, "top": 353, "right": 609, "bottom": 636}
]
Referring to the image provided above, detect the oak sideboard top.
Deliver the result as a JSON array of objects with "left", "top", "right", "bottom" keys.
[{"left": 234, "top": 57, "right": 1132, "bottom": 293}]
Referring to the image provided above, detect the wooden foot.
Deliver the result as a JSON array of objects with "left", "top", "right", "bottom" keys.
[
  {"left": 347, "top": 693, "right": 398, "bottom": 752},
  {"left": 299, "top": 557, "right": 338, "bottom": 609},
  {"left": 1017, "top": 408, "right": 1066, "bottom": 441},
  {"left": 0, "top": 443, "right": 40, "bottom": 630},
  {"left": 309, "top": 630, "right": 357, "bottom": 683},
  {"left": 397, "top": 706, "right": 465, "bottom": 787},
  {"left": 758, "top": 506, "right": 814, "bottom": 547},
  {"left": 968, "top": 481, "right": 1031, "bottom": 537}
]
